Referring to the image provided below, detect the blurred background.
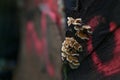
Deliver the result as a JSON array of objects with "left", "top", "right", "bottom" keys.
[{"left": 0, "top": 0, "right": 71, "bottom": 80}]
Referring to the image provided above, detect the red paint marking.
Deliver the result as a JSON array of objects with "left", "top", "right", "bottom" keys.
[
  {"left": 26, "top": 21, "right": 43, "bottom": 55},
  {"left": 26, "top": 0, "right": 63, "bottom": 77},
  {"left": 109, "top": 22, "right": 117, "bottom": 32},
  {"left": 87, "top": 16, "right": 120, "bottom": 76},
  {"left": 26, "top": 21, "right": 55, "bottom": 77},
  {"left": 88, "top": 16, "right": 105, "bottom": 31}
]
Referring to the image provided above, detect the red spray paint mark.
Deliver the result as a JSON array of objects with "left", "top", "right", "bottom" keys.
[
  {"left": 88, "top": 16, "right": 105, "bottom": 31},
  {"left": 26, "top": 0, "right": 63, "bottom": 76},
  {"left": 26, "top": 20, "right": 55, "bottom": 77},
  {"left": 87, "top": 16, "right": 120, "bottom": 76},
  {"left": 26, "top": 21, "right": 43, "bottom": 56}
]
